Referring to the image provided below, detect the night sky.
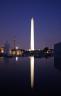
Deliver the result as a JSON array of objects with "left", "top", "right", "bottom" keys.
[{"left": 0, "top": 0, "right": 61, "bottom": 49}]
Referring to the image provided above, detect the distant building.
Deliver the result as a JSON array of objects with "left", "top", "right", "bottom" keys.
[
  {"left": 54, "top": 42, "right": 61, "bottom": 58},
  {"left": 10, "top": 49, "right": 24, "bottom": 56},
  {"left": 4, "top": 41, "right": 10, "bottom": 55},
  {"left": 54, "top": 42, "right": 61, "bottom": 70}
]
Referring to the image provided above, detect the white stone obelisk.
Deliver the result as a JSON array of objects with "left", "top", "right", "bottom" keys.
[{"left": 30, "top": 17, "right": 34, "bottom": 50}]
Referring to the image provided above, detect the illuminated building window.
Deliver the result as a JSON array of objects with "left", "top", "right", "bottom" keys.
[
  {"left": 12, "top": 51, "right": 16, "bottom": 55},
  {"left": 1, "top": 50, "right": 4, "bottom": 53},
  {"left": 17, "top": 51, "right": 20, "bottom": 55}
]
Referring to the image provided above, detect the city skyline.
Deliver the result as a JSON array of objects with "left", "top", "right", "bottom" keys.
[{"left": 0, "top": 0, "right": 61, "bottom": 49}]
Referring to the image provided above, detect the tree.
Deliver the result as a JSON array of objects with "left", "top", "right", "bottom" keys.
[{"left": 43, "top": 47, "right": 49, "bottom": 52}]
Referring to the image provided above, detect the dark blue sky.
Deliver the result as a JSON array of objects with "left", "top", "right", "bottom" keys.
[{"left": 0, "top": 0, "right": 61, "bottom": 49}]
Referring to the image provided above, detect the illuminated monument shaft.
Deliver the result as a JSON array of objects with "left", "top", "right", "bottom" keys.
[
  {"left": 30, "top": 18, "right": 34, "bottom": 88},
  {"left": 30, "top": 18, "right": 34, "bottom": 50}
]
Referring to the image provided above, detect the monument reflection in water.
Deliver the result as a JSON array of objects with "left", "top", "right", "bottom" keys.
[{"left": 30, "top": 56, "right": 34, "bottom": 88}]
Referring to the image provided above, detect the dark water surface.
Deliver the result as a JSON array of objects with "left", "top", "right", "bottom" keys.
[{"left": 0, "top": 57, "right": 61, "bottom": 95}]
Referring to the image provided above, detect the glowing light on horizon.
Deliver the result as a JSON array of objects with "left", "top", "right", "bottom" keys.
[
  {"left": 1, "top": 50, "right": 4, "bottom": 53},
  {"left": 30, "top": 56, "right": 34, "bottom": 88},
  {"left": 16, "top": 46, "right": 19, "bottom": 50},
  {"left": 30, "top": 18, "right": 34, "bottom": 50}
]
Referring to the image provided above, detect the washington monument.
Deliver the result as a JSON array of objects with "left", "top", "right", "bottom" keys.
[{"left": 30, "top": 17, "right": 34, "bottom": 50}]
